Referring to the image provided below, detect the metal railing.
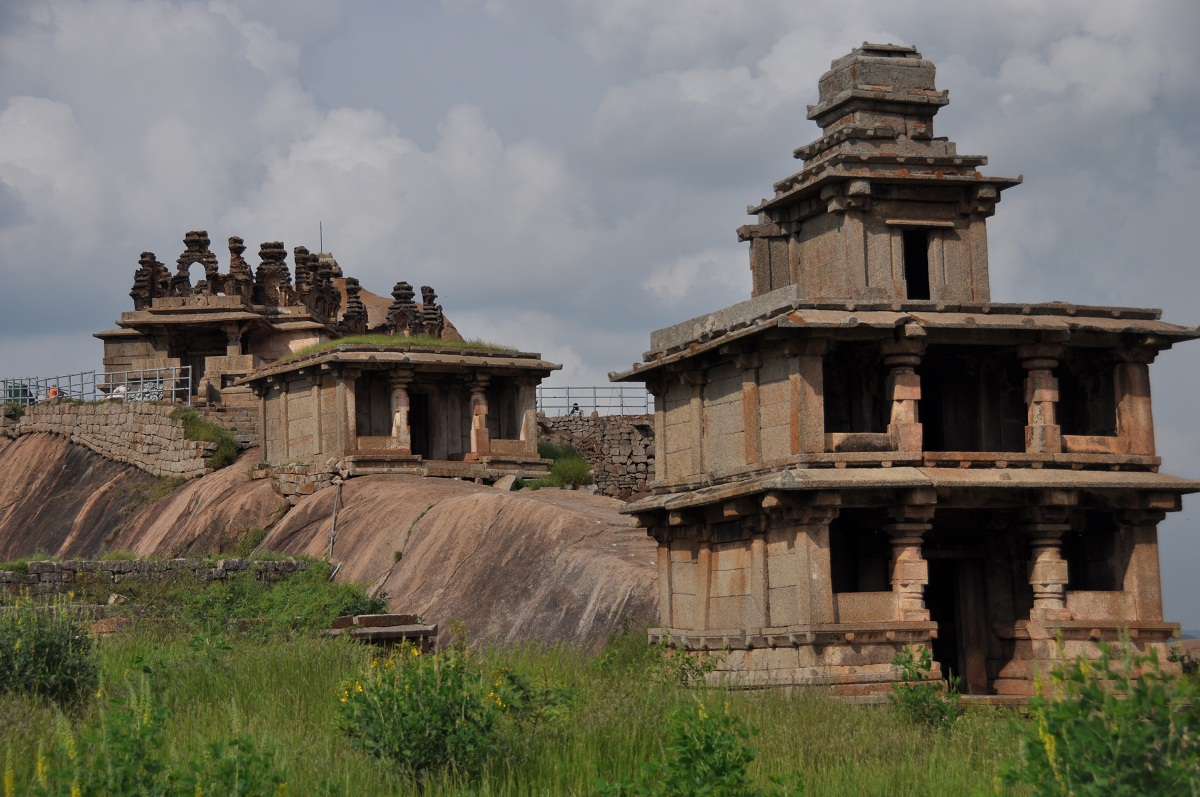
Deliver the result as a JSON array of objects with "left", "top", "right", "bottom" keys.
[
  {"left": 537, "top": 386, "right": 652, "bottom": 417},
  {"left": 1, "top": 366, "right": 192, "bottom": 407}
]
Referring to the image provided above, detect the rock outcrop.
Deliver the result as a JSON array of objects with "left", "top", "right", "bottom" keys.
[
  {"left": 0, "top": 435, "right": 658, "bottom": 647},
  {"left": 260, "top": 476, "right": 657, "bottom": 647}
]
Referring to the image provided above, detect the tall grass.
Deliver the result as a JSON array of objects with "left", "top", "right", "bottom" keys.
[{"left": 1, "top": 604, "right": 1025, "bottom": 796}]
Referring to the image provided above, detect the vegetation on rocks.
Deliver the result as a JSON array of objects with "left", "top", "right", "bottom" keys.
[
  {"left": 287, "top": 334, "right": 516, "bottom": 360},
  {"left": 169, "top": 407, "right": 238, "bottom": 470}
]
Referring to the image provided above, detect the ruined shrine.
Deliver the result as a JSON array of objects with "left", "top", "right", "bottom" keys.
[
  {"left": 97, "top": 231, "right": 558, "bottom": 480},
  {"left": 611, "top": 44, "right": 1199, "bottom": 695}
]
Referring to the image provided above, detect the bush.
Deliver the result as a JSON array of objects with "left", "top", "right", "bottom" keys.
[
  {"left": 231, "top": 526, "right": 268, "bottom": 558},
  {"left": 170, "top": 408, "right": 239, "bottom": 470},
  {"left": 550, "top": 454, "right": 593, "bottom": 488},
  {"left": 889, "top": 646, "right": 960, "bottom": 729},
  {"left": 596, "top": 620, "right": 718, "bottom": 686},
  {"left": 337, "top": 642, "right": 505, "bottom": 781},
  {"left": 0, "top": 602, "right": 98, "bottom": 707},
  {"left": 597, "top": 701, "right": 804, "bottom": 796},
  {"left": 1001, "top": 643, "right": 1200, "bottom": 796},
  {"left": 15, "top": 679, "right": 287, "bottom": 796}
]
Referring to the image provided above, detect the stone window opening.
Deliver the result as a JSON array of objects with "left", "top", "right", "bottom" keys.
[
  {"left": 354, "top": 372, "right": 392, "bottom": 438},
  {"left": 830, "top": 510, "right": 891, "bottom": 593},
  {"left": 918, "top": 346, "right": 1026, "bottom": 453},
  {"left": 823, "top": 342, "right": 888, "bottom": 436},
  {"left": 1063, "top": 512, "right": 1126, "bottom": 592},
  {"left": 902, "top": 229, "right": 932, "bottom": 300},
  {"left": 1057, "top": 355, "right": 1117, "bottom": 437}
]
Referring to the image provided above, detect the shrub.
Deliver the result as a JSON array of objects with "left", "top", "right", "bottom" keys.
[
  {"left": 232, "top": 526, "right": 268, "bottom": 558},
  {"left": 15, "top": 679, "right": 287, "bottom": 796},
  {"left": 550, "top": 454, "right": 593, "bottom": 488},
  {"left": 1001, "top": 642, "right": 1200, "bottom": 796},
  {"left": 596, "top": 620, "right": 718, "bottom": 687},
  {"left": 889, "top": 646, "right": 960, "bottom": 729},
  {"left": 170, "top": 408, "right": 239, "bottom": 470},
  {"left": 0, "top": 602, "right": 98, "bottom": 707},
  {"left": 597, "top": 701, "right": 804, "bottom": 796},
  {"left": 337, "top": 642, "right": 504, "bottom": 781}
]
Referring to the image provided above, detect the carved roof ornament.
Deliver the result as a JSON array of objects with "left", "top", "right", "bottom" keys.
[
  {"left": 226, "top": 236, "right": 253, "bottom": 301},
  {"left": 130, "top": 252, "right": 169, "bottom": 310},
  {"left": 341, "top": 277, "right": 367, "bottom": 336},
  {"left": 170, "top": 230, "right": 221, "bottom": 297},
  {"left": 255, "top": 241, "right": 293, "bottom": 307}
]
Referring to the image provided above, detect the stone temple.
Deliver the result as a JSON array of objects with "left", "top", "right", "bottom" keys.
[
  {"left": 97, "top": 231, "right": 559, "bottom": 481},
  {"left": 611, "top": 44, "right": 1200, "bottom": 695}
]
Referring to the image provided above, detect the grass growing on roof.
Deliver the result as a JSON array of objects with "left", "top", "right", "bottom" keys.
[
  {"left": 287, "top": 333, "right": 518, "bottom": 360},
  {"left": 169, "top": 407, "right": 239, "bottom": 469}
]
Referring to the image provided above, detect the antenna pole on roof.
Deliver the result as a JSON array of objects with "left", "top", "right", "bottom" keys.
[{"left": 320, "top": 221, "right": 323, "bottom": 252}]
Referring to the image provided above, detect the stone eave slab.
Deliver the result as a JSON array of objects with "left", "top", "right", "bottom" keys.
[
  {"left": 240, "top": 346, "right": 561, "bottom": 384},
  {"left": 611, "top": 291, "right": 1199, "bottom": 382},
  {"left": 621, "top": 467, "right": 1200, "bottom": 515},
  {"left": 751, "top": 166, "right": 1022, "bottom": 215}
]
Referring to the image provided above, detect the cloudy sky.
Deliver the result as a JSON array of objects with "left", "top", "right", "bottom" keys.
[{"left": 1, "top": 0, "right": 1198, "bottom": 625}]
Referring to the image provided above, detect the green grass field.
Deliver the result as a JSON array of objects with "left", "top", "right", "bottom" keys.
[{"left": 1, "top": 624, "right": 1025, "bottom": 796}]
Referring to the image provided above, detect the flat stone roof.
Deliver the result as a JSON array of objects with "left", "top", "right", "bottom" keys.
[
  {"left": 240, "top": 343, "right": 560, "bottom": 384},
  {"left": 609, "top": 285, "right": 1200, "bottom": 381},
  {"left": 622, "top": 467, "right": 1200, "bottom": 515}
]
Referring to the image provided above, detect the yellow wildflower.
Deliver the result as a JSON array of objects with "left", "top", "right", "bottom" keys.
[
  {"left": 6, "top": 761, "right": 16, "bottom": 797},
  {"left": 71, "top": 785, "right": 82, "bottom": 797},
  {"left": 36, "top": 751, "right": 48, "bottom": 786}
]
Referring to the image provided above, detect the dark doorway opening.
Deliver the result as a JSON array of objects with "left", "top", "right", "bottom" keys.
[
  {"left": 410, "top": 393, "right": 431, "bottom": 458},
  {"left": 918, "top": 346, "right": 1026, "bottom": 452},
  {"left": 902, "top": 229, "right": 931, "bottom": 300},
  {"left": 925, "top": 555, "right": 990, "bottom": 694}
]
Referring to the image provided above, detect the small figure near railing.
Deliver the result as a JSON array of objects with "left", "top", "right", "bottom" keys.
[
  {"left": 536, "top": 386, "right": 652, "bottom": 417},
  {"left": 1, "top": 366, "right": 193, "bottom": 407}
]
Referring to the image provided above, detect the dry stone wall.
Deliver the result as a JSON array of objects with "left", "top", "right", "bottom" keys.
[
  {"left": 3, "top": 401, "right": 217, "bottom": 479},
  {"left": 538, "top": 413, "right": 654, "bottom": 500},
  {"left": 0, "top": 557, "right": 308, "bottom": 595}
]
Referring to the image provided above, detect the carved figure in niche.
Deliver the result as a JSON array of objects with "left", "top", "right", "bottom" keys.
[{"left": 130, "top": 252, "right": 170, "bottom": 310}]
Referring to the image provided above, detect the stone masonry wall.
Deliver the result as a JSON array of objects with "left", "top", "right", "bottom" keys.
[
  {"left": 0, "top": 557, "right": 309, "bottom": 596},
  {"left": 538, "top": 413, "right": 654, "bottom": 500},
  {"left": 2, "top": 401, "right": 218, "bottom": 479}
]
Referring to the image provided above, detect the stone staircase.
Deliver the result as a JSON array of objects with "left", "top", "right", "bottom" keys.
[{"left": 193, "top": 403, "right": 259, "bottom": 449}]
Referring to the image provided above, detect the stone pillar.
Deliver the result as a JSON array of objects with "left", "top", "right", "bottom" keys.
[
  {"left": 336, "top": 369, "right": 359, "bottom": 454},
  {"left": 1023, "top": 499, "right": 1075, "bottom": 622},
  {"left": 516, "top": 377, "right": 538, "bottom": 454},
  {"left": 308, "top": 373, "right": 324, "bottom": 459},
  {"left": 786, "top": 339, "right": 826, "bottom": 454},
  {"left": 881, "top": 341, "right": 924, "bottom": 452},
  {"left": 1116, "top": 507, "right": 1169, "bottom": 622},
  {"left": 1019, "top": 344, "right": 1063, "bottom": 454},
  {"left": 749, "top": 515, "right": 769, "bottom": 630},
  {"left": 648, "top": 380, "right": 666, "bottom": 481},
  {"left": 885, "top": 491, "right": 935, "bottom": 621},
  {"left": 469, "top": 376, "right": 490, "bottom": 456},
  {"left": 223, "top": 324, "right": 243, "bottom": 357},
  {"left": 651, "top": 527, "right": 673, "bottom": 628},
  {"left": 275, "top": 377, "right": 290, "bottom": 462},
  {"left": 735, "top": 352, "right": 762, "bottom": 466},
  {"left": 389, "top": 372, "right": 413, "bottom": 455},
  {"left": 1115, "top": 348, "right": 1156, "bottom": 455}
]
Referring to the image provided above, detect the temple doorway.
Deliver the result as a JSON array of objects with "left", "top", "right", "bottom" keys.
[{"left": 925, "top": 538, "right": 991, "bottom": 694}]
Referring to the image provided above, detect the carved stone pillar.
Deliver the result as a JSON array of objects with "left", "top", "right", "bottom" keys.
[
  {"left": 516, "top": 377, "right": 539, "bottom": 454},
  {"left": 389, "top": 371, "right": 413, "bottom": 455},
  {"left": 469, "top": 376, "right": 490, "bottom": 456},
  {"left": 1019, "top": 344, "right": 1063, "bottom": 454},
  {"left": 881, "top": 340, "right": 924, "bottom": 452},
  {"left": 335, "top": 369, "right": 359, "bottom": 455},
  {"left": 785, "top": 338, "right": 826, "bottom": 454},
  {"left": 1023, "top": 501, "right": 1074, "bottom": 622},
  {"left": 680, "top": 370, "right": 706, "bottom": 476},
  {"left": 885, "top": 490, "right": 935, "bottom": 621},
  {"left": 1115, "top": 348, "right": 1157, "bottom": 455}
]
